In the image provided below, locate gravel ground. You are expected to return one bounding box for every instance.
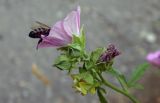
[0,0,160,103]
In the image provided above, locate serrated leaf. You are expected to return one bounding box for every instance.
[128,63,149,86]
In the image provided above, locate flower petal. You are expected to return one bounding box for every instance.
[37,37,68,48]
[49,21,72,42]
[63,6,81,36]
[146,51,160,67]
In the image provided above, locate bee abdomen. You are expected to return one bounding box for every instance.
[29,28,50,38]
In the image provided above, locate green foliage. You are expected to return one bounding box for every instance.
[80,26,86,49]
[72,27,86,50]
[52,26,149,103]
[108,68,129,91]
[128,63,149,88]
[54,55,71,70]
[90,48,105,63]
[71,72,100,95]
[84,48,104,71]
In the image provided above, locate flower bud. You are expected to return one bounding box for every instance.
[99,44,120,62]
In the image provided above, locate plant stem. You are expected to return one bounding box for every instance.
[98,73,139,103]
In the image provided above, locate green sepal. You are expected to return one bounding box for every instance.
[72,26,86,50]
[80,26,86,49]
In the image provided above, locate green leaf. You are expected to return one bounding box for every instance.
[108,68,128,91]
[54,61,72,70]
[128,63,149,87]
[97,88,108,103]
[54,55,71,70]
[54,55,68,64]
[90,48,105,63]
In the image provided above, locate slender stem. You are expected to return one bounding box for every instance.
[97,88,109,103]
[116,76,129,93]
[98,73,139,103]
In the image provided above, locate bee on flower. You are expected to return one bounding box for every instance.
[29,6,81,49]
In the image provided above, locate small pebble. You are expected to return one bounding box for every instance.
[140,30,156,43]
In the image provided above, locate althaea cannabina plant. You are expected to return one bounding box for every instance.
[29,6,149,103]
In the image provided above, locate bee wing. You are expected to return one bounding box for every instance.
[36,21,51,29]
[31,21,51,30]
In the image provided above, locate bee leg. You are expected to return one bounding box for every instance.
[36,39,43,50]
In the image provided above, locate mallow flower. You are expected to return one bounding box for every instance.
[146,50,160,67]
[37,6,81,48]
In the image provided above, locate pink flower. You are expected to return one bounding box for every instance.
[146,51,160,67]
[37,6,81,48]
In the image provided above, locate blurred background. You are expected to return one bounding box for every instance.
[0,0,160,103]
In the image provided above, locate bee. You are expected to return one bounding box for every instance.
[29,21,51,48]
[29,21,51,38]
